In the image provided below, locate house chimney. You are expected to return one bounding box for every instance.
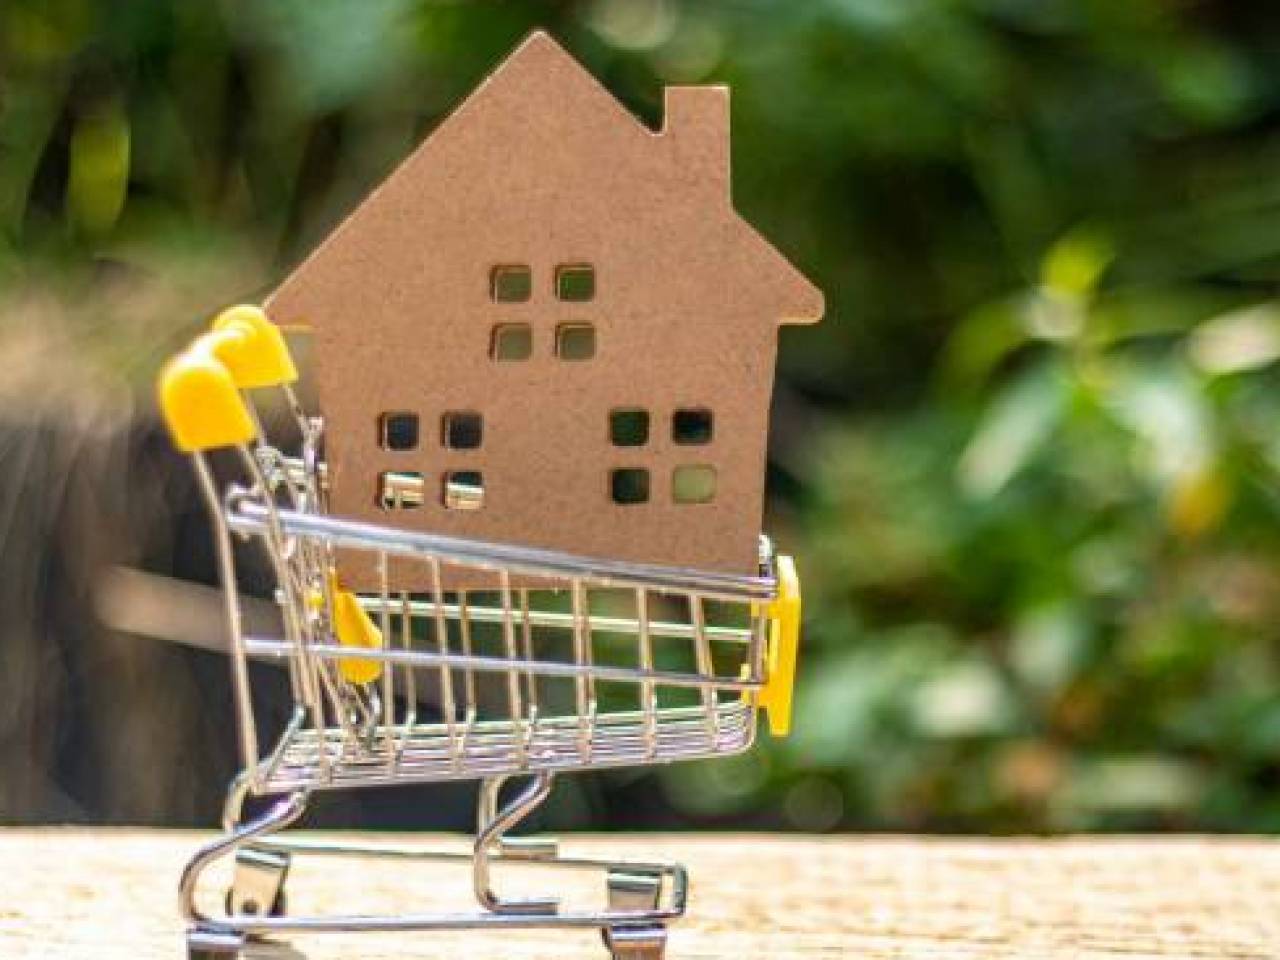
[663,86,730,197]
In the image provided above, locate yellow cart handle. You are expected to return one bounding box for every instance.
[758,554,801,736]
[159,337,256,453]
[209,304,298,390]
[160,306,382,683]
[157,304,297,453]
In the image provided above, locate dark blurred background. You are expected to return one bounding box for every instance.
[2,0,1280,833]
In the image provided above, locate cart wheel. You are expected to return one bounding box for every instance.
[187,929,244,959]
[224,886,286,918]
[602,924,668,960]
[225,846,290,918]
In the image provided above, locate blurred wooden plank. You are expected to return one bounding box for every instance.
[1,830,1278,958]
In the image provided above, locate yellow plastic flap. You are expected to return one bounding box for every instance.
[158,347,257,452]
[758,554,801,736]
[210,304,298,389]
[329,576,384,685]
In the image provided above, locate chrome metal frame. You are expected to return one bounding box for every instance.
[179,388,778,960]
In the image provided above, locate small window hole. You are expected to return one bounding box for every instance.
[673,408,713,445]
[609,409,649,447]
[491,323,532,361]
[378,471,424,509]
[444,471,485,511]
[673,465,716,504]
[557,323,596,361]
[491,265,531,303]
[443,411,483,450]
[556,264,595,302]
[379,412,419,451]
[610,468,649,505]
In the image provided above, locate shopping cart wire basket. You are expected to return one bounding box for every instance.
[160,305,802,960]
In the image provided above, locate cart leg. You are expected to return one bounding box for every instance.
[473,773,559,914]
[180,790,308,932]
[225,845,291,918]
[602,925,668,960]
[602,864,668,959]
[186,929,245,959]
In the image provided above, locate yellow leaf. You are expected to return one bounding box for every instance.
[1167,468,1230,539]
[1040,227,1115,300]
[67,101,130,235]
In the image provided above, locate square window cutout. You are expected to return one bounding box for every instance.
[556,264,595,302]
[491,265,531,303]
[610,468,649,505]
[378,471,424,509]
[557,323,595,361]
[491,323,532,361]
[673,465,716,504]
[444,471,484,511]
[673,408,713,445]
[379,412,419,451]
[443,411,483,449]
[609,409,649,446]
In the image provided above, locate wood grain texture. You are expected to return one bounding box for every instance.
[3,830,1280,958]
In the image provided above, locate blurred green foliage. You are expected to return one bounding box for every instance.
[3,0,1280,831]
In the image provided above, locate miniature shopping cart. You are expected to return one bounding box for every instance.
[159,306,802,960]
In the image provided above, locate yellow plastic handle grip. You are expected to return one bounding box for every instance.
[329,575,384,685]
[209,304,298,390]
[158,340,257,452]
[758,554,801,736]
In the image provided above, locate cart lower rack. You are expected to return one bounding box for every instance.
[160,306,802,960]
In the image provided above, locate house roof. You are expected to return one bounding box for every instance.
[268,30,823,327]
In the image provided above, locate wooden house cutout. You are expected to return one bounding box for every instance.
[267,31,823,589]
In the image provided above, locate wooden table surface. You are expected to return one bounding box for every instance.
[2,830,1279,958]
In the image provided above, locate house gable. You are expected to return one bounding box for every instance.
[267,30,822,332]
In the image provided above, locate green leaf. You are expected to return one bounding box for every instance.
[1010,600,1088,694]
[1061,755,1204,814]
[910,657,1018,737]
[1105,364,1214,486]
[67,100,130,236]
[1188,303,1280,376]
[958,365,1067,498]
[1040,227,1115,302]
